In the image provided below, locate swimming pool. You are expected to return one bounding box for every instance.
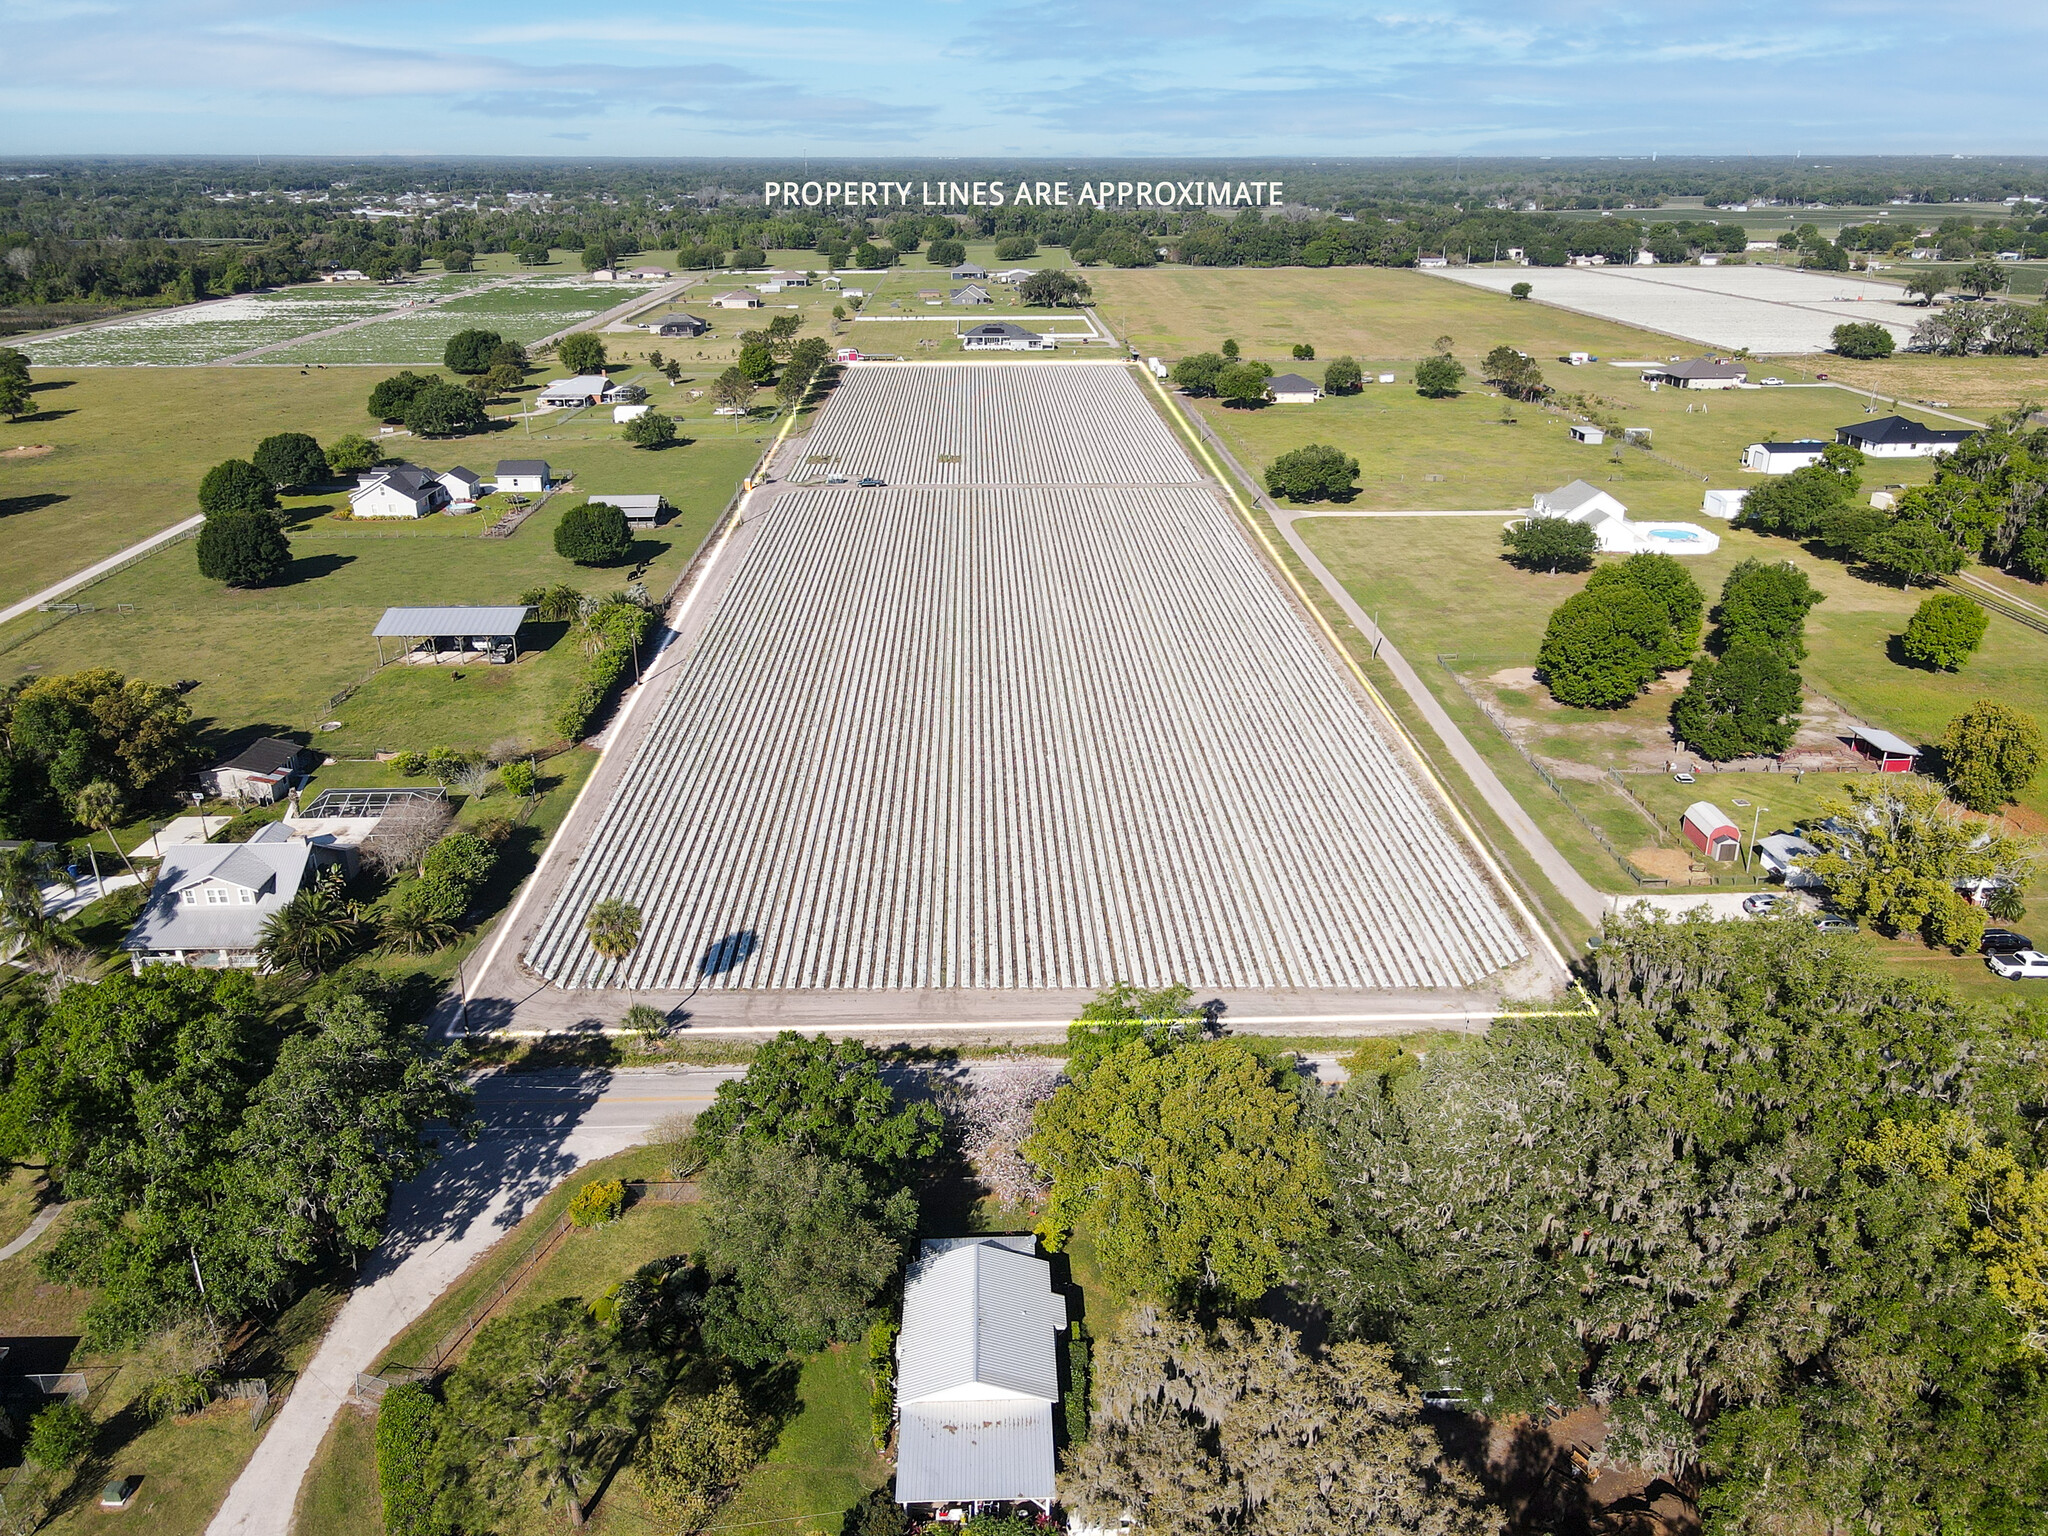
[1649,528,1702,542]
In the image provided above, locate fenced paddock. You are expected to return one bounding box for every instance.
[527,363,1526,993]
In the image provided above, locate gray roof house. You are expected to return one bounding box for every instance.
[200,737,319,805]
[949,284,992,306]
[648,314,708,337]
[349,463,449,519]
[894,1237,1067,1511]
[1834,414,1974,456]
[960,322,1053,352]
[495,460,552,492]
[950,262,989,280]
[124,836,314,971]
[1640,358,1749,389]
[438,465,484,502]
[373,605,531,664]
[586,494,667,526]
[1267,372,1322,402]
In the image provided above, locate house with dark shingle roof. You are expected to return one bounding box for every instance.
[1640,358,1748,389]
[1267,372,1322,402]
[1834,414,1974,458]
[349,463,449,519]
[201,737,319,804]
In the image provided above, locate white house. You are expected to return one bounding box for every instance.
[123,837,315,971]
[1417,255,1449,268]
[537,375,619,408]
[894,1237,1067,1513]
[993,268,1036,284]
[1531,480,1721,555]
[349,463,449,519]
[1642,359,1748,390]
[438,466,484,504]
[623,266,670,280]
[949,262,989,281]
[712,291,763,309]
[960,322,1053,351]
[494,460,551,493]
[320,269,371,282]
[1267,372,1322,403]
[1834,415,1974,458]
[1743,440,1830,474]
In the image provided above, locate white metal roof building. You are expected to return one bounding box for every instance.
[895,1237,1067,1510]
[372,606,531,664]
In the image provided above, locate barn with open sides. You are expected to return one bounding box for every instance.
[372,605,530,666]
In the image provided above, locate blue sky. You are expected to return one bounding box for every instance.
[2,0,2040,158]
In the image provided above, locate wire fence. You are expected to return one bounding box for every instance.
[1435,655,1669,887]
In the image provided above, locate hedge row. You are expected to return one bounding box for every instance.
[552,600,653,742]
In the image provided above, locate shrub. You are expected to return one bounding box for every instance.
[552,597,653,740]
[422,832,496,893]
[519,582,585,622]
[557,332,607,375]
[1321,355,1362,393]
[1940,700,2046,812]
[393,750,428,776]
[1536,583,1673,708]
[442,328,505,375]
[501,759,538,797]
[554,502,633,565]
[867,1317,898,1448]
[196,509,290,587]
[568,1178,626,1228]
[376,1382,443,1536]
[252,432,329,491]
[637,1381,771,1528]
[325,433,380,474]
[1414,354,1466,397]
[1065,1316,1091,1446]
[1831,321,1896,359]
[1264,443,1359,503]
[1501,517,1598,574]
[140,1369,217,1421]
[623,412,677,448]
[198,458,279,515]
[1900,592,1989,670]
[25,1401,93,1469]
[843,1486,910,1536]
[1510,281,1533,299]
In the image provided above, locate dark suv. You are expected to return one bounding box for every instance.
[1982,928,2036,956]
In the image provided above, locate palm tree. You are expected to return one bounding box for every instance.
[379,902,458,956]
[256,871,359,975]
[584,898,642,971]
[72,779,139,880]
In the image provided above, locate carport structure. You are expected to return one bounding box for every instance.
[372,605,531,666]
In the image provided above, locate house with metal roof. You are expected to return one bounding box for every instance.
[124,837,314,971]
[894,1237,1067,1513]
[372,605,531,665]
[587,494,667,527]
[1834,414,1974,458]
[349,463,449,519]
[536,375,620,409]
[1849,725,1919,771]
[950,262,990,281]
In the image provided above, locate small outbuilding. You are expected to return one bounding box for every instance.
[1267,372,1322,403]
[613,403,651,423]
[1568,423,1605,445]
[1743,440,1829,474]
[1681,802,1742,862]
[647,314,708,337]
[201,737,319,805]
[1701,488,1749,519]
[495,460,551,493]
[1850,726,1920,772]
[1756,832,1823,888]
[623,266,671,280]
[373,604,531,666]
[586,494,666,527]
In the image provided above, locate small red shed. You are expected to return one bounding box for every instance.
[1850,725,1920,773]
[1681,801,1741,862]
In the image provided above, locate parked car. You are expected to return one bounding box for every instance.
[1812,913,1860,934]
[858,476,886,487]
[1982,928,2036,955]
[1759,377,1785,386]
[1986,949,2048,980]
[1672,770,1696,784]
[1743,893,1787,915]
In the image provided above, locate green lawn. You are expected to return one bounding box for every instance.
[705,1345,887,1536]
[293,1409,382,1536]
[0,430,761,758]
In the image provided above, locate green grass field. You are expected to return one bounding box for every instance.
[0,426,762,756]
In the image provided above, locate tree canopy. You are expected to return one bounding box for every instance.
[401,379,487,437]
[0,668,196,837]
[368,371,435,422]
[198,457,279,516]
[1413,354,1466,398]
[1322,355,1363,393]
[1712,558,1824,661]
[1584,552,1703,667]
[196,507,291,587]
[1668,644,1803,760]
[251,432,329,491]
[1831,320,1896,358]
[1264,443,1360,503]
[1535,581,1672,708]
[1017,269,1091,307]
[1169,352,1225,396]
[1500,516,1598,574]
[1899,591,1989,669]
[1939,699,2046,812]
[442,328,506,375]
[556,332,607,375]
[1025,1036,1327,1304]
[1480,345,1545,401]
[553,502,632,565]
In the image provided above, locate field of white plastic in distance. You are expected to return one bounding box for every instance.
[1435,264,1924,353]
[526,362,1528,994]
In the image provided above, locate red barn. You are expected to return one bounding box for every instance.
[1681,801,1741,862]
[1850,726,1920,773]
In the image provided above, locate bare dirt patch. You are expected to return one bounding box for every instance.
[1630,847,1706,884]
[2,443,55,459]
